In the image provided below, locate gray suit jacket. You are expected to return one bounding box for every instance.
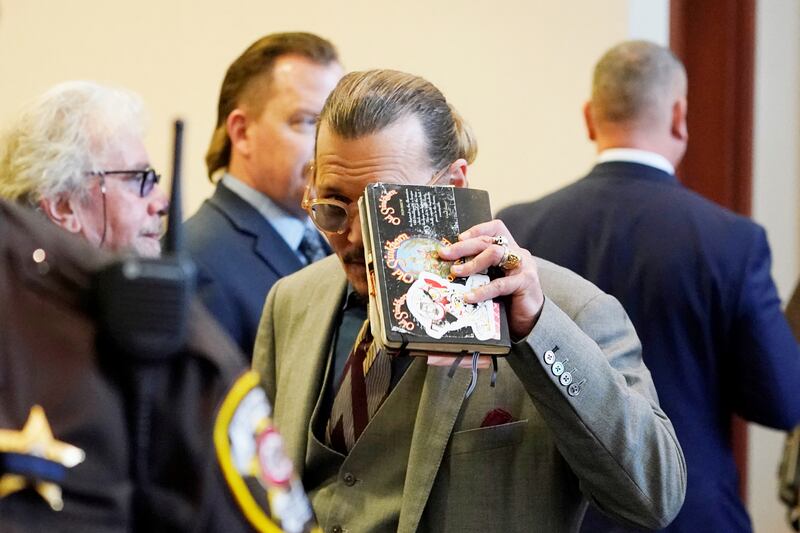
[253,256,686,532]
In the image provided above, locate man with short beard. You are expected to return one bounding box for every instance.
[253,69,686,533]
[0,80,168,257]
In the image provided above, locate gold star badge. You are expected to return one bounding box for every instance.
[0,405,85,511]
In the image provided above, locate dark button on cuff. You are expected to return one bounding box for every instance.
[331,526,343,533]
[343,472,356,486]
[568,379,586,397]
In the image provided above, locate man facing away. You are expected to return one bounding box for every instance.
[0,81,168,257]
[498,40,800,532]
[253,68,686,533]
[185,32,344,359]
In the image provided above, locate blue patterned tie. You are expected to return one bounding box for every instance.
[298,226,327,265]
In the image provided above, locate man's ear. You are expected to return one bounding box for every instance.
[447,158,469,188]
[671,98,688,141]
[583,101,597,141]
[226,108,251,157]
[39,195,82,234]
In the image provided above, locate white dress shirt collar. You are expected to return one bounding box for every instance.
[221,173,314,253]
[597,148,675,176]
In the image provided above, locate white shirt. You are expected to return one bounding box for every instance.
[222,173,317,263]
[597,148,675,175]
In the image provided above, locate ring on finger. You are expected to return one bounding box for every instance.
[498,247,522,271]
[491,235,509,246]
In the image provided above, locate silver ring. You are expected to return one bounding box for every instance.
[491,235,509,246]
[498,247,522,271]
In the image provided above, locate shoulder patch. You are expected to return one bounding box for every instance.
[215,371,320,533]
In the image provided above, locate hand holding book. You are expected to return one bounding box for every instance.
[359,183,512,356]
[438,219,545,342]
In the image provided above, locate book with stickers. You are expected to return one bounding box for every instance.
[359,183,511,356]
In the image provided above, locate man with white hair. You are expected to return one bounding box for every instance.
[0,81,168,257]
[498,40,800,532]
[0,81,313,531]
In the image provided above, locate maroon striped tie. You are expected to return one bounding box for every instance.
[326,320,391,453]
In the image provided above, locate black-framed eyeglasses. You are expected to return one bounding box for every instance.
[302,164,453,235]
[87,168,161,198]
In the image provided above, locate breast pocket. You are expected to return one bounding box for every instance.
[427,419,531,532]
[448,419,528,455]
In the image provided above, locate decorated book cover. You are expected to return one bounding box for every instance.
[360,183,511,355]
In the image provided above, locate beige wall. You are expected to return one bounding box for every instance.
[749,1,800,532]
[0,0,631,215]
[2,1,798,532]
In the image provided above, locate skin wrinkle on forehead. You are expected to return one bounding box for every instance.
[316,156,427,194]
[317,153,421,173]
[315,121,433,198]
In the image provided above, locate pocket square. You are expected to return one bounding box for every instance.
[481,408,514,427]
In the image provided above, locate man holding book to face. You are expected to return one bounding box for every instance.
[252,69,686,532]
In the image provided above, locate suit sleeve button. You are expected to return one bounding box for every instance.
[551,361,564,376]
[331,526,344,533]
[543,350,556,365]
[560,372,572,386]
[343,472,356,486]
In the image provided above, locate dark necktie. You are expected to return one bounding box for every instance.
[326,320,391,453]
[298,226,327,265]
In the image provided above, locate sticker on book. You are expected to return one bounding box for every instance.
[385,235,453,283]
[406,272,501,340]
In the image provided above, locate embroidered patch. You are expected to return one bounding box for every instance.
[0,405,85,511]
[214,371,320,533]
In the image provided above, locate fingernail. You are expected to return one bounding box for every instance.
[451,264,463,274]
[459,231,470,240]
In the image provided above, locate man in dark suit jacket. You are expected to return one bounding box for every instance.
[185,32,343,358]
[498,40,800,533]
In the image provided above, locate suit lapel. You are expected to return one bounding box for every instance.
[209,182,303,277]
[269,256,472,525]
[398,365,472,533]
[277,259,346,475]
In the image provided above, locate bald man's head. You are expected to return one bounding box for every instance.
[585,40,688,164]
[592,40,685,128]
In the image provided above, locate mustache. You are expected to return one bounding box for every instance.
[140,223,164,237]
[342,247,365,265]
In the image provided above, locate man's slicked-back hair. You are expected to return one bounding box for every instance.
[0,80,145,207]
[592,40,686,126]
[319,69,478,172]
[205,32,339,181]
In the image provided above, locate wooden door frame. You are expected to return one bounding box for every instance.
[670,0,756,503]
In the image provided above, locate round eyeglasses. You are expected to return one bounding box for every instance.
[302,164,454,234]
[301,188,358,234]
